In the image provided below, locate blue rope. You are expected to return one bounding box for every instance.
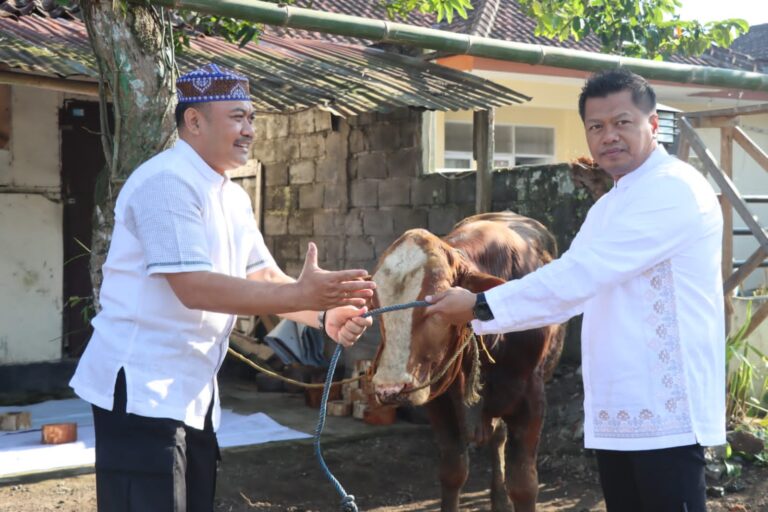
[314,300,430,512]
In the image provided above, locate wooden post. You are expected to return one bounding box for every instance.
[721,127,734,286]
[474,108,494,214]
[721,126,734,333]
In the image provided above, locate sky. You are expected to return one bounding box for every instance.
[677,0,768,26]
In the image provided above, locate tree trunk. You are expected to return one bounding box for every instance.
[80,1,177,308]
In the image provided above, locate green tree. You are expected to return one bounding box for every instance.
[517,0,748,60]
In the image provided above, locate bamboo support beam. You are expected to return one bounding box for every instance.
[144,0,768,92]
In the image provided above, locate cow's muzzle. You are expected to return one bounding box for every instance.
[374,383,415,405]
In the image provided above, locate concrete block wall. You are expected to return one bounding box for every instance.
[255,106,593,277]
[253,107,593,365]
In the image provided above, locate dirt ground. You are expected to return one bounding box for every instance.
[2,367,767,512]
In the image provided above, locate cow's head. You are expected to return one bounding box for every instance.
[371,228,503,406]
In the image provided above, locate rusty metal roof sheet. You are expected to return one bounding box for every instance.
[0,12,529,115]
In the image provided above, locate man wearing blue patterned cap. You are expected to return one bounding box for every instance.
[70,63,375,512]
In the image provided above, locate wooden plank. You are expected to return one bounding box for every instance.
[687,116,739,129]
[684,103,768,119]
[721,128,734,288]
[473,108,494,214]
[744,297,768,339]
[679,119,768,251]
[733,126,768,173]
[677,133,690,162]
[725,246,768,294]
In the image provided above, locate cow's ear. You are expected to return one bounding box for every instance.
[458,271,505,293]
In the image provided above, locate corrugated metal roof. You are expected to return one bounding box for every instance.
[0,11,529,115]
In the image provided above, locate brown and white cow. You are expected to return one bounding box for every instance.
[371,212,564,512]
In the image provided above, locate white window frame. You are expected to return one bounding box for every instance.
[435,120,555,173]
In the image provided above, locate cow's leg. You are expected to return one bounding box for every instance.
[425,388,469,512]
[488,417,514,512]
[503,377,545,512]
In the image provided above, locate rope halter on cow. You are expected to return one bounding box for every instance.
[315,300,484,512]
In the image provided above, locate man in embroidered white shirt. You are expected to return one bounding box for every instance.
[70,64,375,512]
[426,69,725,512]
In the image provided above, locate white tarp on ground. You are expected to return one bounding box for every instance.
[0,398,310,478]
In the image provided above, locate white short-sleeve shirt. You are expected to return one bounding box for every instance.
[70,140,276,430]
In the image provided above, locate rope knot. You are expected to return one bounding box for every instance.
[341,495,358,512]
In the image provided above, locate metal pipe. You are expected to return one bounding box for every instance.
[146,0,768,92]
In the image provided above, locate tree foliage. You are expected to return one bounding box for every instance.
[381,0,473,23]
[517,0,749,60]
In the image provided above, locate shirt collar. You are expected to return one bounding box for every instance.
[173,139,229,185]
[614,144,667,190]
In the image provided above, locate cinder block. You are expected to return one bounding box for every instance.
[356,152,387,179]
[264,162,289,187]
[351,180,378,207]
[393,207,428,234]
[288,210,314,235]
[378,177,411,206]
[298,184,324,209]
[263,212,288,235]
[411,176,446,205]
[345,236,375,261]
[289,160,315,185]
[428,206,460,236]
[388,147,422,177]
[362,209,394,235]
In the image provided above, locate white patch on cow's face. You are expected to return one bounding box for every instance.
[372,238,431,404]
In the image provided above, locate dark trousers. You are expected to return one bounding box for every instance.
[595,444,707,512]
[92,369,220,512]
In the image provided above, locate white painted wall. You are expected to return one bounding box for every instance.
[0,85,63,363]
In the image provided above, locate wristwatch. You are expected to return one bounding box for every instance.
[473,292,495,321]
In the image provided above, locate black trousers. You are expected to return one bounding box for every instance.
[595,444,707,512]
[92,369,220,512]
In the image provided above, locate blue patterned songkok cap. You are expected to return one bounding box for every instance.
[176,63,250,103]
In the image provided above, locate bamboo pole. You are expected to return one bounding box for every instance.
[145,0,768,92]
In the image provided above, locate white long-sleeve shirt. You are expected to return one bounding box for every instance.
[472,146,725,450]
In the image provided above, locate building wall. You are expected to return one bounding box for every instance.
[253,107,593,363]
[0,85,63,364]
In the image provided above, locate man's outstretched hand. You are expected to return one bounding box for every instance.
[297,242,376,310]
[425,287,476,325]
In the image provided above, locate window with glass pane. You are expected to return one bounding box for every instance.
[441,122,554,171]
[443,122,473,169]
